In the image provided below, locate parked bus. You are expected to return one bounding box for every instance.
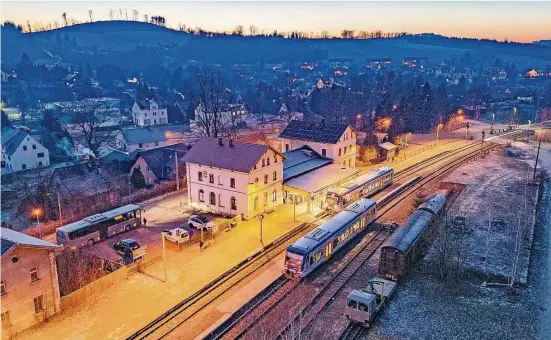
[326,167,394,212]
[56,205,142,248]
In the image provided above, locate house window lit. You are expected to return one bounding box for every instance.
[198,172,203,181]
[30,267,39,282]
[210,192,216,205]
[198,189,204,202]
[230,178,235,188]
[231,196,237,210]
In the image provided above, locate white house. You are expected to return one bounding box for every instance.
[191,102,249,135]
[116,124,192,153]
[182,138,284,219]
[132,99,168,126]
[278,120,357,167]
[1,127,50,172]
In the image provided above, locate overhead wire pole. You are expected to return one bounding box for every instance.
[533,136,542,181]
[175,149,180,190]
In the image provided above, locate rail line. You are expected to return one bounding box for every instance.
[128,129,523,340]
[212,141,502,340]
[339,323,365,340]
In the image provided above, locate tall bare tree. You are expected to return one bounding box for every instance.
[62,12,68,26]
[88,10,93,22]
[66,99,120,157]
[133,9,139,21]
[191,67,228,138]
[233,25,244,36]
[277,73,299,122]
[108,9,114,20]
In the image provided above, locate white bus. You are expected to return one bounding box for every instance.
[326,167,394,212]
[56,205,143,248]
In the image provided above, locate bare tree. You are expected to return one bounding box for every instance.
[108,9,114,20]
[66,99,120,157]
[144,14,148,23]
[191,67,228,138]
[124,8,128,20]
[133,9,139,21]
[320,30,329,39]
[341,29,355,39]
[433,213,472,281]
[233,25,244,36]
[88,10,93,22]
[249,25,257,36]
[26,20,32,33]
[276,73,299,122]
[62,12,68,26]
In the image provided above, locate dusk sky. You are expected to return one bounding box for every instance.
[2,1,551,42]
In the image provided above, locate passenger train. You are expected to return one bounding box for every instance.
[284,198,377,279]
[378,193,447,281]
[326,167,394,212]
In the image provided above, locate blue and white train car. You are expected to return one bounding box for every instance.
[284,198,377,280]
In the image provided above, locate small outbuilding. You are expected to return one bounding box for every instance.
[378,142,398,162]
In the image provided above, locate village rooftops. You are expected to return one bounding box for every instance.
[379,142,398,151]
[132,143,188,179]
[279,120,350,144]
[1,228,58,256]
[183,138,282,173]
[120,124,189,145]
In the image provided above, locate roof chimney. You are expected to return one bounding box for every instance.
[229,139,234,147]
[218,137,223,146]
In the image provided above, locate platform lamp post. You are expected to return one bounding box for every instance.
[161,230,167,282]
[34,209,41,238]
[258,214,264,243]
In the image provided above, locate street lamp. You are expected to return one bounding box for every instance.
[258,214,264,243]
[34,209,42,238]
[161,230,167,282]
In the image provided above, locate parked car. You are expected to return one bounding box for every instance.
[113,239,147,261]
[188,215,215,230]
[163,227,191,245]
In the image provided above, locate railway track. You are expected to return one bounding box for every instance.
[339,323,365,340]
[212,141,501,340]
[128,129,522,340]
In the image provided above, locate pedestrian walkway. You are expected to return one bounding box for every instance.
[15,204,316,340]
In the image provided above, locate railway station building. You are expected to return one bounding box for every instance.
[282,146,361,214]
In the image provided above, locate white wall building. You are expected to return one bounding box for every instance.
[116,124,192,153]
[132,99,168,126]
[1,127,50,172]
[183,138,284,219]
[278,120,357,167]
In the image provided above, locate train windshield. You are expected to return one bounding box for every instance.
[285,251,303,272]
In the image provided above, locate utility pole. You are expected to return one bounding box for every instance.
[57,193,63,227]
[533,137,542,181]
[175,150,180,191]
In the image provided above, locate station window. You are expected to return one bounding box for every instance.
[30,267,39,282]
[264,174,268,184]
[230,178,235,188]
[209,174,214,183]
[231,196,237,210]
[267,157,270,166]
[198,190,204,202]
[33,295,44,313]
[210,192,216,205]
[198,172,203,181]
[1,311,10,329]
[272,189,277,202]
[262,159,265,167]
[273,171,277,181]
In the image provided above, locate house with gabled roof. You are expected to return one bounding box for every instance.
[130,143,188,185]
[132,99,168,126]
[1,127,50,173]
[279,120,357,167]
[116,124,191,153]
[182,138,285,219]
[1,228,61,337]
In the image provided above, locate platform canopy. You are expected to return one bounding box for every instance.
[284,164,360,195]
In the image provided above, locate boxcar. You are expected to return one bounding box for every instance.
[378,193,447,281]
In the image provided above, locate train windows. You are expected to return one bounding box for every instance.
[310,249,323,265]
[347,300,357,308]
[358,302,368,312]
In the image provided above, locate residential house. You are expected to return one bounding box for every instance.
[130,143,188,185]
[191,101,249,135]
[116,124,191,153]
[1,228,61,339]
[402,57,428,68]
[366,58,392,70]
[1,127,50,172]
[183,138,284,219]
[49,162,124,219]
[279,120,357,167]
[132,99,168,126]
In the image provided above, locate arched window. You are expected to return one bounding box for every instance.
[198,189,204,202]
[231,196,237,210]
[338,148,342,156]
[272,189,277,202]
[344,146,347,154]
[210,192,216,205]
